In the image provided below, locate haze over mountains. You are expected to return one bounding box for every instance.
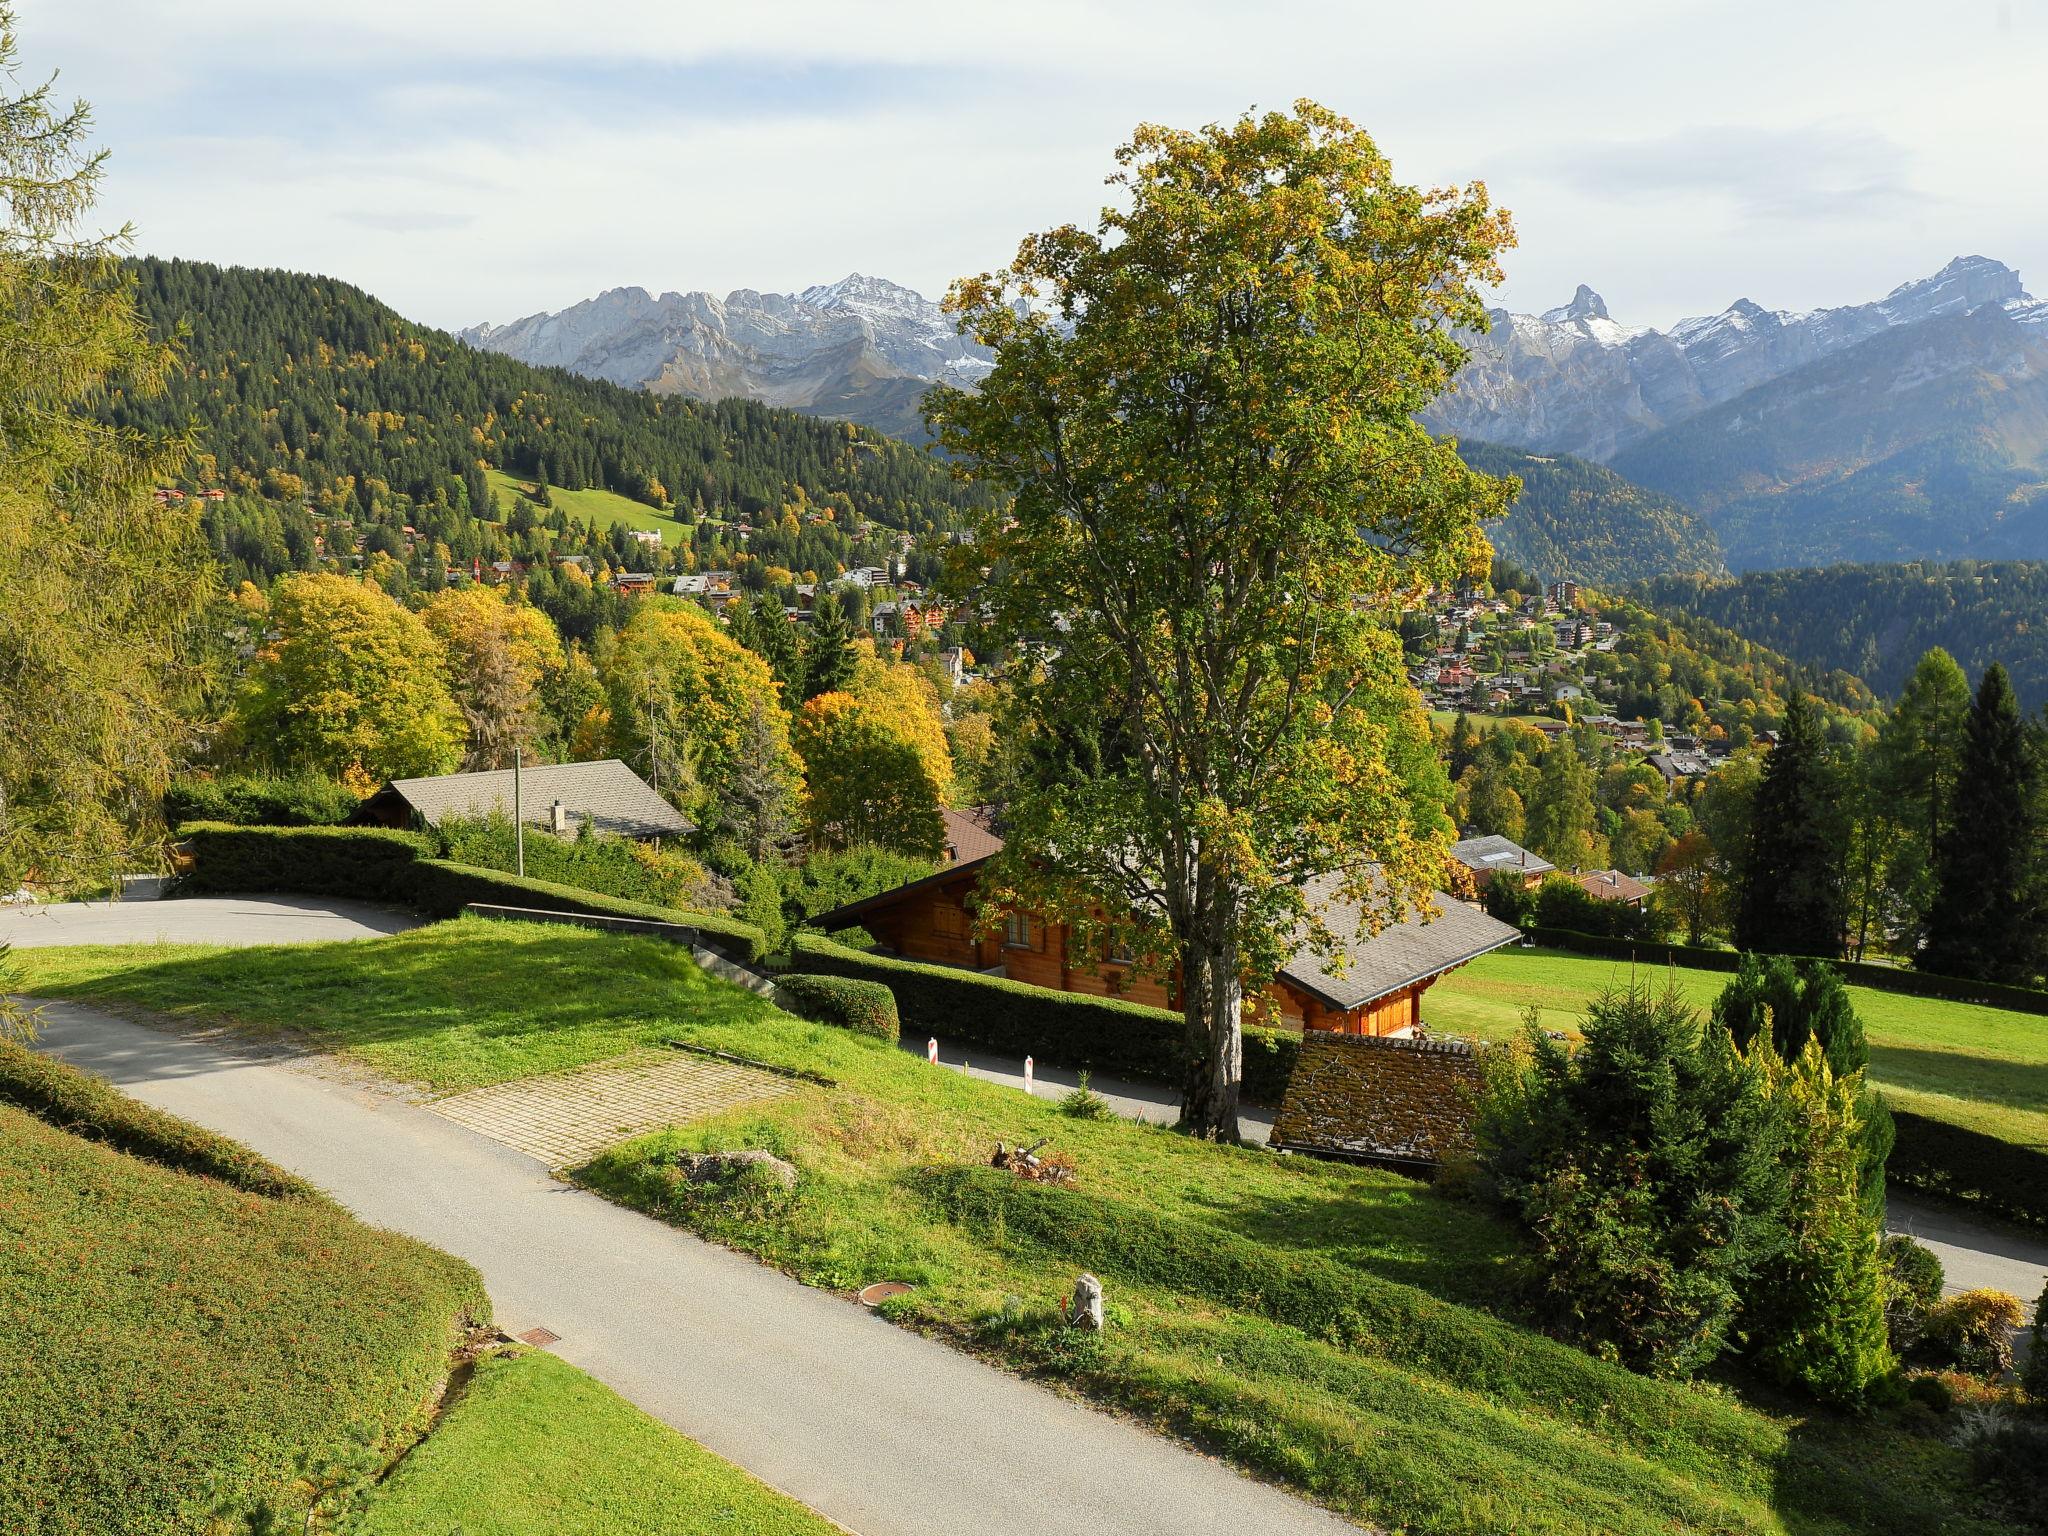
[465,256,2048,576]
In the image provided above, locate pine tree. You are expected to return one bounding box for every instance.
[801,593,857,701]
[1922,663,2042,983]
[1735,691,1845,957]
[1524,738,1603,871]
[1863,648,1970,952]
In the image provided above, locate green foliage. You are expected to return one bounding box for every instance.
[1743,1041,1895,1403]
[1531,875,1668,942]
[1643,561,2048,714]
[0,26,214,896]
[163,772,361,828]
[2024,1283,2048,1401]
[0,1084,484,1535]
[436,812,714,911]
[1886,1110,2048,1231]
[1059,1070,1116,1120]
[773,974,899,1042]
[1477,984,1783,1376]
[788,933,1300,1104]
[1712,953,1869,1078]
[791,691,946,859]
[1735,692,1847,957]
[779,845,938,928]
[1880,1235,1947,1355]
[0,1040,316,1199]
[1925,663,2043,985]
[1919,1289,2027,1377]
[1459,440,1725,588]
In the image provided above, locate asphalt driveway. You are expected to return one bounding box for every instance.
[0,894,418,949]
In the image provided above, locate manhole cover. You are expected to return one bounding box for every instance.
[857,1282,915,1307]
[516,1326,561,1347]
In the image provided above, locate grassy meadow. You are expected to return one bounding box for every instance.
[1428,946,2048,1154]
[19,919,2020,1535]
[484,467,683,538]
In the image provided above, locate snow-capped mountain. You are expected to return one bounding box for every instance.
[461,275,989,438]
[1426,255,2045,461]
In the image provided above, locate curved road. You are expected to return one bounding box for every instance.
[0,893,416,948]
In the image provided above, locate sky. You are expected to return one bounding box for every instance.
[18,0,2048,333]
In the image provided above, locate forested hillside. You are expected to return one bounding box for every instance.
[104,258,993,586]
[1641,560,2048,708]
[1459,441,1725,586]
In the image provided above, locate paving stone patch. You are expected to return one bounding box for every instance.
[429,1050,796,1166]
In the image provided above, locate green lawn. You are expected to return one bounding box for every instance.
[485,467,683,538]
[0,1094,484,1535]
[22,920,2015,1536]
[356,1349,836,1536]
[1429,946,2048,1152]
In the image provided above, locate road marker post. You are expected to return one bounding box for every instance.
[1024,1056,1034,1094]
[927,1037,938,1064]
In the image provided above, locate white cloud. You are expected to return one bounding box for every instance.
[17,0,2048,332]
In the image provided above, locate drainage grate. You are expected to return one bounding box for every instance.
[516,1326,561,1347]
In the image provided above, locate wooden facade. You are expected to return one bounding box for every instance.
[846,866,1459,1039]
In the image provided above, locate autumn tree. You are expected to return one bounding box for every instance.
[1654,829,1717,946]
[1524,739,1606,872]
[421,584,564,769]
[928,102,1513,1139]
[793,692,947,858]
[0,13,214,894]
[234,574,463,787]
[845,649,954,803]
[603,602,803,831]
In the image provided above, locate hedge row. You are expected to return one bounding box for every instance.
[918,1166,1772,1471]
[0,1041,319,1202]
[1528,925,2048,1017]
[773,974,901,1042]
[1888,1111,2048,1230]
[174,823,767,962]
[787,933,1299,1104]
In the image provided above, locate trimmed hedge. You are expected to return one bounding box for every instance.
[163,773,362,829]
[1529,925,2048,1016]
[918,1166,1770,1470]
[1888,1110,2048,1230]
[774,974,900,1042]
[0,1041,319,1202]
[788,933,1300,1104]
[174,823,767,962]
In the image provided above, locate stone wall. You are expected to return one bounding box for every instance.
[1270,1031,1483,1167]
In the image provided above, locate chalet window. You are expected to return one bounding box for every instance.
[1107,938,1136,965]
[1003,911,1035,949]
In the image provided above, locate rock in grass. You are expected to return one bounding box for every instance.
[1070,1272,1104,1331]
[674,1149,798,1192]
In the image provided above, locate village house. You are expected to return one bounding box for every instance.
[1450,834,1555,892]
[351,759,691,842]
[1566,868,1653,908]
[813,811,1519,1038]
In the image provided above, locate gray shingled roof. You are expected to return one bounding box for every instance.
[1277,870,1521,1011]
[378,760,691,839]
[940,806,1005,866]
[1450,834,1555,878]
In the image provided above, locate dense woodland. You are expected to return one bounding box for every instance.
[1459,442,1726,587]
[1642,560,2048,712]
[104,259,993,592]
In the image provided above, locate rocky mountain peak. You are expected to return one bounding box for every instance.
[1540,284,1610,325]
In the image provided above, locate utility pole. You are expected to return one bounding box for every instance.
[514,745,525,878]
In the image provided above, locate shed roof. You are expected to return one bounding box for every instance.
[362,759,690,839]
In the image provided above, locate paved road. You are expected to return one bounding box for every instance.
[33,1002,1353,1536]
[1888,1195,2048,1305]
[912,1035,1276,1145]
[0,894,418,949]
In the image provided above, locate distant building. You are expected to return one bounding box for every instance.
[1567,869,1653,908]
[352,759,691,842]
[1548,578,1581,610]
[1451,835,1555,892]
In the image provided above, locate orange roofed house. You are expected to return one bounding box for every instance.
[813,810,1520,1037]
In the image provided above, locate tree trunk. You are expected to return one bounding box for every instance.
[1179,927,1244,1143]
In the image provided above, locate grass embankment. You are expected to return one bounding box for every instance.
[485,467,682,538]
[0,1081,484,1533]
[357,1349,837,1536]
[1430,946,2048,1154]
[21,921,2014,1535]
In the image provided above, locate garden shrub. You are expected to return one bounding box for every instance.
[1920,1289,2027,1377]
[1476,983,1783,1378]
[774,974,900,1042]
[406,861,768,962]
[2026,1283,2048,1402]
[779,845,939,927]
[0,1041,320,1201]
[788,933,1300,1103]
[164,773,361,828]
[1532,876,1670,942]
[1880,1235,1946,1355]
[436,812,718,912]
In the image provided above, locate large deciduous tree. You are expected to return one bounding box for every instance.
[927,102,1514,1139]
[233,574,463,787]
[420,584,564,769]
[0,12,213,895]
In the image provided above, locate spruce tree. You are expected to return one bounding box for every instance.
[1735,691,1845,957]
[1922,663,2042,983]
[801,593,858,701]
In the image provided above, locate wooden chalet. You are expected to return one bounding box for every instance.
[814,809,1520,1038]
